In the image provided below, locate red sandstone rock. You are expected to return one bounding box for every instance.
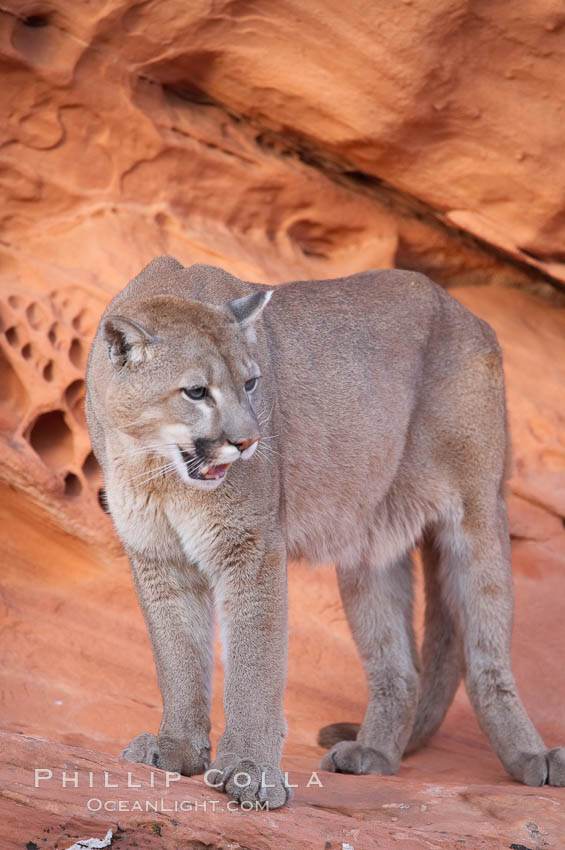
[2,0,565,292]
[3,731,565,850]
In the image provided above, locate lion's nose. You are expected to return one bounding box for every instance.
[230,436,259,453]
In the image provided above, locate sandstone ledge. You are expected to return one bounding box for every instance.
[3,731,564,850]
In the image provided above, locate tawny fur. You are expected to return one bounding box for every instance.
[86,255,565,809]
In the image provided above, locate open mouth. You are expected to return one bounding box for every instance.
[180,449,231,481]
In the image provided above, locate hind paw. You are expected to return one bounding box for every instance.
[319,741,396,775]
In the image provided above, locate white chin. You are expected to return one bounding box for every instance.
[241,440,258,460]
[182,475,225,491]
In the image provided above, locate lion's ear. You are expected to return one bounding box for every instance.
[226,290,273,342]
[102,314,157,368]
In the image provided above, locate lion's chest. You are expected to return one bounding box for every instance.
[164,500,227,576]
[107,476,215,571]
[168,510,213,567]
[106,483,170,557]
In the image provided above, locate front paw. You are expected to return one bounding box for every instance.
[121,732,210,776]
[509,747,565,786]
[208,752,292,809]
[319,740,396,775]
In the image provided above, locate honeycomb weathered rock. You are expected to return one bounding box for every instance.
[0,284,110,539]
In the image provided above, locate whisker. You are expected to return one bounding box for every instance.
[257,399,275,426]
[184,461,202,474]
[116,446,157,456]
[255,445,274,458]
[132,463,177,487]
[122,442,176,452]
[113,450,154,463]
[182,453,203,470]
[110,416,149,432]
[257,443,281,458]
[129,460,176,482]
[181,458,205,480]
[255,454,272,467]
[130,468,174,486]
[113,443,177,460]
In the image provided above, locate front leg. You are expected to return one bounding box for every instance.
[121,553,214,776]
[210,543,292,809]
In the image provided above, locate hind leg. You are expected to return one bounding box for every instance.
[320,552,419,775]
[440,493,565,786]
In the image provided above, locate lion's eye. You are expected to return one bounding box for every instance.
[182,386,208,401]
[244,377,259,393]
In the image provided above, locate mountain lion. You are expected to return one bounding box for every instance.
[85,255,564,809]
